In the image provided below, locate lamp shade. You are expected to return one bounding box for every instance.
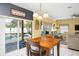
[33,13,38,18]
[43,13,49,18]
[37,16,42,20]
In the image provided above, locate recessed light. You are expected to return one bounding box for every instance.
[67,6,72,8]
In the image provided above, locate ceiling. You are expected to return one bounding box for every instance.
[13,3,79,20]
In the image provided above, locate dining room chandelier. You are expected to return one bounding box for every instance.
[33,3,49,20]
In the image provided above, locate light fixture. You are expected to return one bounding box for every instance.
[67,6,72,8]
[43,13,49,18]
[37,16,42,19]
[33,3,49,19]
[33,13,38,17]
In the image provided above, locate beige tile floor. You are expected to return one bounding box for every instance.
[54,44,79,56]
[6,44,79,56]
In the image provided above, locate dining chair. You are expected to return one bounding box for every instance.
[29,41,47,56]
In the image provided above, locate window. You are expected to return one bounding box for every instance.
[60,25,69,33]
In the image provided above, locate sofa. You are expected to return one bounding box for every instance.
[66,34,79,50]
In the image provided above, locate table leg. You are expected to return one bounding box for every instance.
[26,42,30,56]
[45,48,50,56]
[57,42,60,56]
[52,48,54,56]
[26,46,29,56]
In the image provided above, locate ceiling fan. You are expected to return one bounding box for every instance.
[71,13,79,17]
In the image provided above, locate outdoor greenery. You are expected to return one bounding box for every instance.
[6,19,32,40]
[6,20,32,29]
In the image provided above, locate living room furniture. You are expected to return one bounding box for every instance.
[66,34,79,50]
[51,31,63,40]
[26,37,47,56]
[29,41,46,56]
[31,35,60,56]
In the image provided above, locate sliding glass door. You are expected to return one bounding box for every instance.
[4,17,32,55]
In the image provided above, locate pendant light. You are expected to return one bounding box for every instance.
[33,3,49,19]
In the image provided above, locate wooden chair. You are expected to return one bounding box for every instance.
[29,41,47,56]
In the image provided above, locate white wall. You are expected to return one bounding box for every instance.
[0,18,5,56]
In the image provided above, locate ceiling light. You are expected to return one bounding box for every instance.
[33,3,49,19]
[37,16,42,19]
[43,13,49,18]
[33,13,38,18]
[67,6,72,8]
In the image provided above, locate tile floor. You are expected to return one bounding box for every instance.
[54,44,79,56]
[6,44,79,56]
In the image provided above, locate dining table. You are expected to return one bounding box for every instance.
[26,35,60,56]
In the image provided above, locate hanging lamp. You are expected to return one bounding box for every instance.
[33,3,49,19]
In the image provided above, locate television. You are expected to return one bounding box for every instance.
[75,25,79,30]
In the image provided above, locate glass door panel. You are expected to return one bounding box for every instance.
[5,19,18,54]
[19,20,24,49]
[19,20,32,49]
[23,20,32,41]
